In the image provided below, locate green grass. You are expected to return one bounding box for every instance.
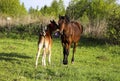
[0,38,120,81]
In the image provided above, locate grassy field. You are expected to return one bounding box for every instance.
[0,37,120,81]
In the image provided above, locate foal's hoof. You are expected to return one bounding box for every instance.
[71,61,74,64]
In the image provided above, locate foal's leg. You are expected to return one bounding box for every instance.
[35,42,43,68]
[42,47,46,66]
[48,47,51,65]
[71,43,77,63]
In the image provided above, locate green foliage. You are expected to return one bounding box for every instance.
[29,6,42,18]
[66,0,120,44]
[58,0,65,15]
[40,5,50,16]
[66,0,117,20]
[30,0,65,18]
[0,22,41,39]
[107,7,120,44]
[0,0,27,16]
[50,0,59,16]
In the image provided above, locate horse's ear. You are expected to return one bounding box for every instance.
[65,14,70,22]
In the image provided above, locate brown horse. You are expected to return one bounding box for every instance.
[35,20,58,67]
[58,15,83,65]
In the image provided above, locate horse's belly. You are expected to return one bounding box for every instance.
[72,34,81,42]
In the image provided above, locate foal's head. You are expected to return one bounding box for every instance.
[47,20,58,33]
[58,15,70,34]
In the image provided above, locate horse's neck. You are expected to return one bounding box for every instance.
[64,23,69,30]
[64,23,71,31]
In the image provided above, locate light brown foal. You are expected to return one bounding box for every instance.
[35,20,58,67]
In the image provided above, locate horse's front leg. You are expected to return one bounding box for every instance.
[71,43,77,64]
[63,42,71,65]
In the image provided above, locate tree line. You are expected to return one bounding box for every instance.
[0,0,120,44]
[66,0,120,44]
[29,0,65,18]
[0,0,65,17]
[0,0,27,16]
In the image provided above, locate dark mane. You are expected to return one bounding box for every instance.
[65,15,70,22]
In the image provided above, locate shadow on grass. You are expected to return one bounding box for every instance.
[0,52,32,61]
[78,36,107,47]
[53,36,107,48]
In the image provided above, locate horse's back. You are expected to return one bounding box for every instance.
[69,21,82,42]
[71,21,83,33]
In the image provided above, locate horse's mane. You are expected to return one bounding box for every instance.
[60,15,70,23]
[65,15,70,23]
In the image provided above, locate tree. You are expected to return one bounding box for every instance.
[66,0,120,41]
[50,0,59,16]
[107,6,120,44]
[40,5,49,16]
[39,0,65,18]
[58,0,65,15]
[66,0,118,20]
[0,0,27,16]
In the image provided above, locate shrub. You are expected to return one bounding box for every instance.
[107,11,120,44]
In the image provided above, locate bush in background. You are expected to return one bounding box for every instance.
[107,9,120,44]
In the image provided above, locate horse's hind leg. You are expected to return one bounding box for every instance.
[71,43,77,63]
[35,43,43,68]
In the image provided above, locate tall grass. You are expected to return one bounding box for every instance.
[0,37,120,81]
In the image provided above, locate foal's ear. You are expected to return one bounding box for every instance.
[50,20,53,23]
[52,20,56,23]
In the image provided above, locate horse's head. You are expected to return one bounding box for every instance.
[58,15,70,34]
[47,20,59,33]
